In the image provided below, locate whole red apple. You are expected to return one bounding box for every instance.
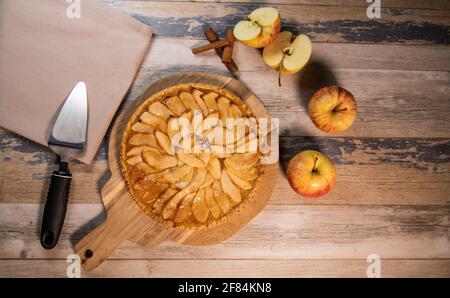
[308,86,357,132]
[286,150,336,198]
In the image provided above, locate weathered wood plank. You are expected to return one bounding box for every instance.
[105,39,450,138]
[1,135,449,205]
[146,38,450,72]
[0,204,448,260]
[104,1,450,44]
[1,259,449,277]
[103,0,450,10]
[124,66,450,138]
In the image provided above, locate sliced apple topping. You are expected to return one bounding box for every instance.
[210,146,232,159]
[177,153,205,168]
[192,89,209,116]
[190,110,203,136]
[184,168,207,193]
[203,112,221,130]
[225,153,259,171]
[206,157,221,179]
[166,96,187,116]
[131,122,154,134]
[126,155,142,166]
[226,168,253,190]
[205,187,221,219]
[163,169,207,220]
[200,173,214,189]
[180,110,193,122]
[221,169,241,203]
[127,146,154,157]
[155,130,174,155]
[142,150,177,170]
[217,96,230,123]
[162,164,192,184]
[141,182,169,204]
[229,104,243,118]
[198,152,211,166]
[140,112,167,132]
[213,180,231,214]
[167,117,180,139]
[174,192,196,224]
[224,161,259,181]
[128,133,159,148]
[175,167,195,189]
[123,83,264,228]
[203,92,219,112]
[162,190,188,220]
[135,162,161,174]
[179,91,200,111]
[191,188,209,223]
[152,187,177,215]
[149,101,174,121]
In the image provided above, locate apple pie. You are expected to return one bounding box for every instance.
[120,83,264,229]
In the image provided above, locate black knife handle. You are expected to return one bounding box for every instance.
[40,161,71,249]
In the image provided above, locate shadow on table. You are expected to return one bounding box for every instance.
[296,60,339,110]
[69,171,109,247]
[279,60,340,177]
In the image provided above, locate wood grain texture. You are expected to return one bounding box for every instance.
[1,204,448,260]
[1,259,449,277]
[103,0,450,10]
[146,38,450,72]
[1,134,449,205]
[1,0,449,277]
[125,67,450,138]
[104,1,450,44]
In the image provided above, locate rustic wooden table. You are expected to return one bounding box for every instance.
[0,0,449,277]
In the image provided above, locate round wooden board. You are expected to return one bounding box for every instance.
[75,72,279,271]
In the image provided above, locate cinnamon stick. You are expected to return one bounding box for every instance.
[192,39,229,54]
[222,30,234,64]
[204,27,238,72]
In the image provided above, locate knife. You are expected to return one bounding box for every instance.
[40,82,88,249]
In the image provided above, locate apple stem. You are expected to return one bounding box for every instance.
[312,157,318,172]
[278,69,282,87]
[334,107,348,112]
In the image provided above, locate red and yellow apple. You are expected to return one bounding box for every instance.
[286,150,336,198]
[233,7,281,48]
[263,31,312,74]
[308,86,357,132]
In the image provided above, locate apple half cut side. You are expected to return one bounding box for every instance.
[233,7,281,48]
[263,31,312,86]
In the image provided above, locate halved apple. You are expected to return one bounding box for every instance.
[233,7,281,48]
[263,31,312,85]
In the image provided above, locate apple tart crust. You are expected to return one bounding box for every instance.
[120,83,264,229]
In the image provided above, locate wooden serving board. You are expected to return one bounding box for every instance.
[75,72,279,271]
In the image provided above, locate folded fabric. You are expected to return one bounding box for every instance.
[0,0,152,163]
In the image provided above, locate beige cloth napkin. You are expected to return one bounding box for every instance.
[0,0,152,163]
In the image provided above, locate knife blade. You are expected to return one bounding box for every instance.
[49,81,88,159]
[40,82,88,249]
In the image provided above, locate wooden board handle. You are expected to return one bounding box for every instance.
[75,178,149,271]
